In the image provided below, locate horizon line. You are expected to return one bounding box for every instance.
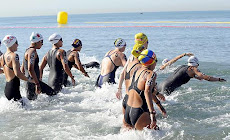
[0,10,229,18]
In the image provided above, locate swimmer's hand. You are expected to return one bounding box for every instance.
[35,84,41,94]
[148,114,157,130]
[71,77,76,86]
[116,89,122,100]
[28,79,35,83]
[159,105,167,117]
[84,72,90,78]
[185,53,194,56]
[157,93,165,101]
[219,78,226,82]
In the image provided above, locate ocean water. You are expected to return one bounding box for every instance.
[0,11,230,140]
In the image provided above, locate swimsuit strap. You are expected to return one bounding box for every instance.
[128,69,145,94]
[105,50,119,67]
[3,53,13,71]
[125,63,138,80]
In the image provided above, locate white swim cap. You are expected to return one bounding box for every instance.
[30,32,43,43]
[2,35,17,48]
[188,56,199,66]
[114,38,126,48]
[49,33,62,44]
[162,58,170,65]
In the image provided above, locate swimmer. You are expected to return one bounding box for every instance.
[39,33,75,93]
[0,35,34,103]
[63,39,89,87]
[21,32,55,100]
[116,33,149,99]
[160,53,194,70]
[95,38,127,88]
[116,33,165,107]
[158,56,226,95]
[82,61,100,69]
[124,49,159,130]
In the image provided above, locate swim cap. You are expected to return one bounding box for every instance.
[2,35,17,48]
[72,39,82,48]
[135,33,148,45]
[162,58,170,65]
[138,49,157,66]
[114,38,126,48]
[49,33,62,44]
[30,32,43,43]
[188,56,199,66]
[131,43,145,58]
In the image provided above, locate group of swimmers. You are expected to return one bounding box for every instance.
[96,33,226,130]
[0,33,99,103]
[0,32,226,131]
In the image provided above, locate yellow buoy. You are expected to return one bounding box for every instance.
[57,11,68,24]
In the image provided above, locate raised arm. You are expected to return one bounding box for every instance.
[39,53,48,80]
[192,67,226,82]
[160,53,194,70]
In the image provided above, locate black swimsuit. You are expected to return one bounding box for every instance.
[24,48,55,100]
[122,63,139,110]
[158,65,192,95]
[63,50,75,87]
[3,54,22,101]
[96,51,119,88]
[47,48,64,93]
[124,70,150,126]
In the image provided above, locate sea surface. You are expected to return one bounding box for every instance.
[0,11,229,140]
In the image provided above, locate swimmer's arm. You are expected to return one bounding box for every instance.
[73,64,80,70]
[120,53,127,67]
[116,68,125,99]
[12,54,29,81]
[21,61,25,74]
[160,53,194,70]
[145,72,156,128]
[59,50,75,80]
[39,53,48,80]
[152,94,167,117]
[28,51,40,85]
[193,67,226,82]
[74,53,89,77]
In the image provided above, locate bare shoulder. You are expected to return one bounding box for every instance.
[118,52,127,60]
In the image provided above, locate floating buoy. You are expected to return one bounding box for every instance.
[57,11,68,24]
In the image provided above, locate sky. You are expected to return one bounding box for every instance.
[0,0,230,17]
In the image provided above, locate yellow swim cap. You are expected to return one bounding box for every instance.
[131,43,145,58]
[138,49,157,66]
[135,33,148,45]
